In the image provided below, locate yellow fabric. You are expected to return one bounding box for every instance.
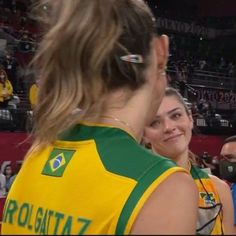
[195,178,224,234]
[1,133,185,235]
[0,80,13,102]
[124,166,183,234]
[29,84,38,109]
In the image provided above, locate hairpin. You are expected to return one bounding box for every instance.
[71,108,83,116]
[120,54,144,64]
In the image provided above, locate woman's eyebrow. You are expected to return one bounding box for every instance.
[156,107,181,119]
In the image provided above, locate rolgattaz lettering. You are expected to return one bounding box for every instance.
[2,199,91,235]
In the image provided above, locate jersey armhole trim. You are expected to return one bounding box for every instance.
[116,166,186,234]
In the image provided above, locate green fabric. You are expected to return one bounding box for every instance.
[59,124,178,234]
[191,165,210,180]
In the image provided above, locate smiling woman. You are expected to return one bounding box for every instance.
[144,87,236,235]
[144,87,193,165]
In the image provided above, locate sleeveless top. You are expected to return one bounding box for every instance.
[190,165,224,235]
[1,123,185,235]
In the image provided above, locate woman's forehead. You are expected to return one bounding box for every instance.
[157,96,183,116]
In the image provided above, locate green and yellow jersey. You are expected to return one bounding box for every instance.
[190,165,224,235]
[2,123,184,235]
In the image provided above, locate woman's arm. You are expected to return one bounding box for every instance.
[131,172,198,235]
[210,175,236,234]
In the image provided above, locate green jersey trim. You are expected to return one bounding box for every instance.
[59,123,176,180]
[58,123,179,234]
[115,162,180,234]
[58,123,135,142]
[191,165,209,180]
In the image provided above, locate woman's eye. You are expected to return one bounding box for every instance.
[150,120,160,127]
[172,113,181,119]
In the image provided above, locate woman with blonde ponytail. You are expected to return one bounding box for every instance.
[2,1,198,234]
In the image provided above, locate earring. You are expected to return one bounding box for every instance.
[161,70,166,76]
[159,67,167,76]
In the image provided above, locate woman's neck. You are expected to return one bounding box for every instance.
[101,115,137,139]
[85,87,154,143]
[174,151,191,171]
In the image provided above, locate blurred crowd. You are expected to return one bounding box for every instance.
[0,161,22,197]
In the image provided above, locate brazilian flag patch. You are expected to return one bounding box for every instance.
[42,148,75,177]
[200,192,216,205]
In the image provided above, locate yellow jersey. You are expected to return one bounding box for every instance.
[190,165,224,235]
[2,123,184,235]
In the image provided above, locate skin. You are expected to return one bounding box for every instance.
[100,36,169,143]
[97,35,199,234]
[4,166,13,178]
[85,35,198,234]
[210,174,236,234]
[144,95,236,234]
[144,95,193,170]
[221,142,236,163]
[131,171,198,234]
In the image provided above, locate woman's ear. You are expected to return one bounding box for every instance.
[141,135,152,149]
[141,135,149,145]
[143,126,156,145]
[188,110,194,129]
[155,34,169,70]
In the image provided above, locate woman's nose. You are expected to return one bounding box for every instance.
[163,119,175,133]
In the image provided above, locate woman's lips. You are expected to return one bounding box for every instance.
[163,134,183,142]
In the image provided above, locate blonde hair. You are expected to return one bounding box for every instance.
[165,87,191,115]
[30,0,157,150]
